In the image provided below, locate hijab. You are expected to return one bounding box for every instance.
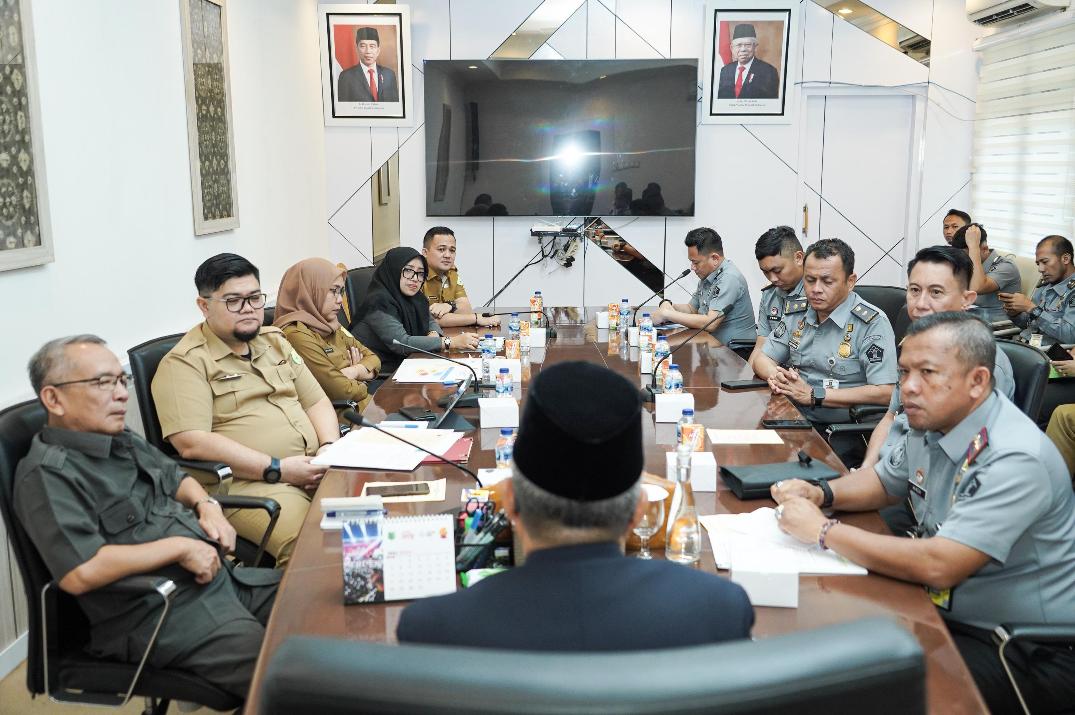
[273,258,344,337]
[354,246,430,337]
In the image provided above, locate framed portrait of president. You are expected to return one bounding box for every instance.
[701,1,800,125]
[318,4,413,127]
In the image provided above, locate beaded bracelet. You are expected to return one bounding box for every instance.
[817,518,841,550]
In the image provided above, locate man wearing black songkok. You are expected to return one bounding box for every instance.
[397,361,754,650]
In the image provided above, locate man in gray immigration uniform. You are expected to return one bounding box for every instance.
[952,223,1022,324]
[748,225,805,373]
[651,227,756,345]
[771,312,1075,715]
[753,238,898,465]
[999,234,1075,347]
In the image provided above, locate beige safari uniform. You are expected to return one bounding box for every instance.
[281,322,381,415]
[152,323,328,567]
[422,267,468,305]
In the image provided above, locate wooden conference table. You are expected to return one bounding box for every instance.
[245,308,986,714]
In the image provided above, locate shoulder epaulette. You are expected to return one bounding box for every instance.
[851,302,879,323]
[260,325,283,335]
[761,284,776,292]
[39,444,67,470]
[784,298,808,314]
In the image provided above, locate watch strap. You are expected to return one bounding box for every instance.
[263,457,281,483]
[817,478,834,509]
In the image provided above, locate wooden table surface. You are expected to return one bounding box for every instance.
[245,310,986,714]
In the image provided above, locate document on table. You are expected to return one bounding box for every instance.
[312,427,462,470]
[392,358,471,383]
[700,507,866,575]
[707,429,785,445]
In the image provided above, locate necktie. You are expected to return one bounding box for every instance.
[735,66,745,98]
[368,68,378,101]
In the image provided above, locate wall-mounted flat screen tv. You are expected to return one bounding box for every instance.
[424,59,698,217]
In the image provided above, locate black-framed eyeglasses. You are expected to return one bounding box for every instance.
[328,286,346,297]
[401,267,427,281]
[205,293,268,312]
[50,373,133,391]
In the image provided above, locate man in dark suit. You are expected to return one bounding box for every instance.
[397,361,754,651]
[717,23,780,100]
[337,27,398,103]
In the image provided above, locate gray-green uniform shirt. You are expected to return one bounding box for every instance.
[879,347,1016,457]
[875,392,1075,630]
[762,292,898,424]
[972,250,1021,324]
[13,427,280,665]
[756,279,805,338]
[1014,276,1075,347]
[688,259,757,345]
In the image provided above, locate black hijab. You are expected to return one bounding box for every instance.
[354,246,431,336]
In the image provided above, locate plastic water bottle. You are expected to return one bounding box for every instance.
[676,408,695,444]
[495,428,515,468]
[654,335,671,389]
[664,363,684,393]
[530,290,543,324]
[495,367,513,398]
[666,441,701,565]
[639,312,654,352]
[508,312,520,340]
[619,298,631,333]
[480,333,495,383]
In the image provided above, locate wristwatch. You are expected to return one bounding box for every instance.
[442,336,451,351]
[1030,305,1044,319]
[448,300,457,313]
[812,385,826,407]
[263,457,281,484]
[816,479,834,509]
[194,496,219,513]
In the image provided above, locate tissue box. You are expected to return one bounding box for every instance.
[596,311,610,329]
[530,327,547,348]
[730,566,799,608]
[478,397,519,428]
[665,451,717,491]
[655,392,694,422]
[639,350,654,374]
[627,326,639,346]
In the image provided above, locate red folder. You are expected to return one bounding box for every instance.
[420,437,474,464]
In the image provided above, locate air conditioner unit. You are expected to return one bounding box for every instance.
[967,0,1069,26]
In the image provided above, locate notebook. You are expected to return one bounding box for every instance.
[420,437,473,464]
[341,514,456,604]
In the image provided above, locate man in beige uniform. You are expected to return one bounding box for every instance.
[153,254,340,567]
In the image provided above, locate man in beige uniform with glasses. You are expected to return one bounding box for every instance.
[153,253,341,567]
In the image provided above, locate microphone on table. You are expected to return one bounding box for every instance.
[344,410,483,487]
[481,310,558,338]
[644,311,725,402]
[632,268,691,327]
[392,338,494,409]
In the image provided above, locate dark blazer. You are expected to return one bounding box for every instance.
[717,58,780,99]
[397,542,754,651]
[338,64,399,102]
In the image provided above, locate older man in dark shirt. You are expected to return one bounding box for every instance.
[14,335,279,700]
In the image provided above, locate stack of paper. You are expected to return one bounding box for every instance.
[392,355,522,383]
[700,507,866,575]
[312,427,463,471]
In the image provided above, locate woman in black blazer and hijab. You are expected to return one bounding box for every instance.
[353,247,480,372]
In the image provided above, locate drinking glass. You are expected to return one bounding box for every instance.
[633,485,667,559]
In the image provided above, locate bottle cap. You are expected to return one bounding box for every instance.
[670,363,679,369]
[500,428,514,435]
[499,367,509,374]
[534,291,542,295]
[642,312,650,317]
[485,333,494,338]
[682,408,694,416]
[511,312,518,317]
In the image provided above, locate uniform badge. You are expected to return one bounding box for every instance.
[1067,278,1075,290]
[827,356,836,368]
[713,286,721,297]
[959,476,981,499]
[789,338,800,350]
[865,344,884,363]
[915,468,925,484]
[774,321,787,338]
[838,342,852,358]
[927,586,952,611]
[323,346,335,354]
[890,443,906,468]
[1068,296,1075,307]
[770,306,779,316]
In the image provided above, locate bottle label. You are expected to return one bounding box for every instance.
[680,424,705,452]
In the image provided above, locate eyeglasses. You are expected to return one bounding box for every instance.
[329,286,346,297]
[401,267,427,281]
[51,373,133,391]
[205,293,268,313]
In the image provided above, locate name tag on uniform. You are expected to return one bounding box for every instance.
[822,379,840,390]
[215,373,242,382]
[323,346,335,354]
[908,481,927,499]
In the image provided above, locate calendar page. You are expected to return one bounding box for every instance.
[343,514,457,603]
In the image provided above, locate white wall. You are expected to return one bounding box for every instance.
[0,0,327,408]
[325,0,984,311]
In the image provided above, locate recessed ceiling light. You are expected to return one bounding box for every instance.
[468,65,478,69]
[838,7,853,14]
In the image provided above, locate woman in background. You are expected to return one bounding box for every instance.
[353,247,478,372]
[274,258,381,415]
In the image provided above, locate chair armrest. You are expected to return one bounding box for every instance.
[175,458,232,481]
[990,320,1016,329]
[97,576,177,599]
[994,327,1021,339]
[726,339,756,350]
[849,405,888,422]
[997,623,1075,644]
[215,496,281,568]
[826,423,877,438]
[332,399,357,410]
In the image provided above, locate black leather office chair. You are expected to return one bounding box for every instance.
[262,305,276,326]
[343,265,376,330]
[997,340,1050,423]
[128,334,280,567]
[259,617,925,714]
[0,400,242,714]
[855,285,911,342]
